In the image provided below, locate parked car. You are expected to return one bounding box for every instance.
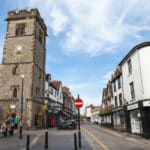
[57,119,77,130]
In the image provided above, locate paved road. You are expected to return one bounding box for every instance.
[82,124,150,150]
[0,128,92,150]
[0,125,150,150]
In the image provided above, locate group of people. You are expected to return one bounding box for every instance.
[0,115,19,136]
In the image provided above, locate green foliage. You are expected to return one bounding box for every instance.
[99,104,114,115]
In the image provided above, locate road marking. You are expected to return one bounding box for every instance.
[20,132,43,150]
[81,127,109,150]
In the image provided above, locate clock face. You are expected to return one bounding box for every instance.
[15,45,22,54]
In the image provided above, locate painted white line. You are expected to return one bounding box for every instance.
[20,132,43,150]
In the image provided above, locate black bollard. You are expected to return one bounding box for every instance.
[78,130,82,148]
[74,133,77,150]
[19,125,22,139]
[45,130,48,149]
[26,135,30,150]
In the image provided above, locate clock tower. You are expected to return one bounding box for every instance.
[0,9,47,127]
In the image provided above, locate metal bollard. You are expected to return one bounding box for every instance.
[26,135,30,150]
[74,133,77,150]
[45,130,48,149]
[19,125,22,139]
[78,130,82,148]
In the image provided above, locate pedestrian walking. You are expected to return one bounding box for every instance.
[14,115,19,129]
[50,117,55,128]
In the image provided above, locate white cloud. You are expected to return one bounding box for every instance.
[101,71,113,84]
[26,0,150,56]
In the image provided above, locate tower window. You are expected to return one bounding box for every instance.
[13,87,17,98]
[39,30,43,44]
[15,23,26,36]
[12,65,19,75]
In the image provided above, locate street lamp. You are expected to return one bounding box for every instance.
[44,99,48,129]
[19,74,24,139]
[44,94,49,149]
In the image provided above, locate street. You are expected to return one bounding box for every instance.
[82,123,150,150]
[0,124,150,150]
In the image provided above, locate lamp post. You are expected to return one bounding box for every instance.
[44,99,48,149]
[44,99,48,129]
[19,74,24,139]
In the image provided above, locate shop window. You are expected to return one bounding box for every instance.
[15,23,26,36]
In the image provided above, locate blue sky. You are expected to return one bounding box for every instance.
[1,0,150,114]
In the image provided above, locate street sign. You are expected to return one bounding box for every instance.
[75,98,83,109]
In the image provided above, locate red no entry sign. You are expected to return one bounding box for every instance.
[75,98,83,109]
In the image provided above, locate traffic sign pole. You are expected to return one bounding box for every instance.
[77,95,81,148]
[74,94,83,148]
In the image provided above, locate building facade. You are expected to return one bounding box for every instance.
[100,42,150,138]
[111,68,126,131]
[100,81,113,127]
[0,9,47,127]
[119,42,150,137]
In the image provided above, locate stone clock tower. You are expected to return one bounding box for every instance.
[0,9,47,127]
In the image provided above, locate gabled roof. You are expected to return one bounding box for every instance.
[111,67,122,82]
[62,86,72,98]
[49,80,62,91]
[119,41,150,66]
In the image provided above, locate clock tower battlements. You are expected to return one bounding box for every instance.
[2,8,47,69]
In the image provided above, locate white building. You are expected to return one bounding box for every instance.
[111,68,126,131]
[91,106,101,124]
[85,105,95,122]
[119,42,150,137]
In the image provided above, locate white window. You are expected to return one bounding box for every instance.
[127,59,132,74]
[130,82,135,100]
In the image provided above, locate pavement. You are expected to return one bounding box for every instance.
[0,128,92,150]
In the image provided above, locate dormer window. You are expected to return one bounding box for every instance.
[15,23,26,36]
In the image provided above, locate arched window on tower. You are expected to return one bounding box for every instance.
[12,66,19,75]
[15,23,26,36]
[13,87,17,98]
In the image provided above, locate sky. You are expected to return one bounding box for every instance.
[1,0,150,114]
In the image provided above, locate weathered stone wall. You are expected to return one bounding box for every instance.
[0,9,47,127]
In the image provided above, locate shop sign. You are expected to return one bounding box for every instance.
[127,103,138,110]
[143,101,150,107]
[10,105,15,109]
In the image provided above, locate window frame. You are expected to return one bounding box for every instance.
[127,59,132,74]
[118,76,121,89]
[130,82,135,100]
[119,93,122,106]
[12,65,19,75]
[15,23,26,36]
